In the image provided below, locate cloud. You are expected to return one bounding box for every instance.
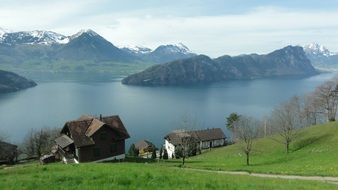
[1,2,338,57]
[67,7,338,57]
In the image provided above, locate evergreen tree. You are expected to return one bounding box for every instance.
[226,112,240,141]
[128,144,138,157]
[159,147,163,159]
[151,148,157,159]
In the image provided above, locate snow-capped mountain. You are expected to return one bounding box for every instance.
[303,43,338,71]
[70,29,98,40]
[121,45,152,54]
[154,43,193,55]
[147,43,195,63]
[0,30,69,45]
[120,43,196,63]
[303,43,336,57]
[0,28,196,65]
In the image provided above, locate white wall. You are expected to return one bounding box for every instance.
[164,139,175,159]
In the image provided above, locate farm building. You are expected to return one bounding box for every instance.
[164,128,226,159]
[134,140,156,158]
[0,141,17,164]
[55,115,130,163]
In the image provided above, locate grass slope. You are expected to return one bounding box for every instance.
[1,163,337,190]
[183,122,338,176]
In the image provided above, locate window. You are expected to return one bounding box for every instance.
[93,148,100,157]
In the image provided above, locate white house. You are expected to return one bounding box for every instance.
[163,128,226,159]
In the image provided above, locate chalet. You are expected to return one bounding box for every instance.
[55,115,130,163]
[0,141,17,164]
[134,140,156,158]
[164,128,226,159]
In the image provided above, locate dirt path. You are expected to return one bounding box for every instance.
[183,168,338,184]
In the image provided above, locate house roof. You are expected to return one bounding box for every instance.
[134,140,155,150]
[189,128,226,142]
[60,115,130,148]
[165,128,226,145]
[0,141,17,152]
[164,131,194,146]
[55,134,74,149]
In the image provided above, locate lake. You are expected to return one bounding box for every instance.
[0,72,337,147]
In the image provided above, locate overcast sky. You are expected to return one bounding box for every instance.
[1,0,338,57]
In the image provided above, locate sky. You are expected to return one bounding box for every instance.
[1,0,338,57]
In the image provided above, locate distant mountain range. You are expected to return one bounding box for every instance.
[0,70,36,93]
[122,46,317,86]
[1,27,336,84]
[303,43,338,71]
[0,28,194,64]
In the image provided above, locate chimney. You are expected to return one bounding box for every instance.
[99,114,102,121]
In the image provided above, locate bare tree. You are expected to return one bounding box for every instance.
[235,116,259,166]
[22,128,60,158]
[178,134,197,166]
[270,97,303,153]
[302,93,325,126]
[313,78,338,122]
[178,114,201,131]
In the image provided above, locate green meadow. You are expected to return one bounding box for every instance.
[2,122,338,189]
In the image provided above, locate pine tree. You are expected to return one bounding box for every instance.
[159,147,163,159]
[151,148,157,159]
[128,144,138,157]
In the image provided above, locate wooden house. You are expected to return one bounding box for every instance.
[0,141,17,164]
[134,140,156,158]
[55,115,130,163]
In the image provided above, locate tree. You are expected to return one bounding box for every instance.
[313,78,338,122]
[151,148,157,159]
[128,144,139,157]
[235,116,259,166]
[270,97,302,153]
[163,148,168,160]
[179,135,196,166]
[159,147,163,159]
[22,128,60,158]
[226,113,240,141]
[302,93,324,126]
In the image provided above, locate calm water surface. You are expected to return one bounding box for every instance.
[0,72,336,147]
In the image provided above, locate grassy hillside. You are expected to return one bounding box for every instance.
[181,122,338,176]
[1,163,337,190]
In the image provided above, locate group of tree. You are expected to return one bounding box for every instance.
[21,127,60,158]
[226,77,338,165]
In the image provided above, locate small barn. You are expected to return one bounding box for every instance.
[0,141,18,164]
[55,115,130,163]
[134,140,156,158]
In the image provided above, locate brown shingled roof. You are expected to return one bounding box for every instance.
[135,140,155,150]
[61,115,130,148]
[0,141,17,152]
[189,128,226,142]
[165,131,194,146]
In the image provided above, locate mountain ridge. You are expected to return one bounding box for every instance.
[122,45,318,86]
[0,28,196,65]
[0,70,37,93]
